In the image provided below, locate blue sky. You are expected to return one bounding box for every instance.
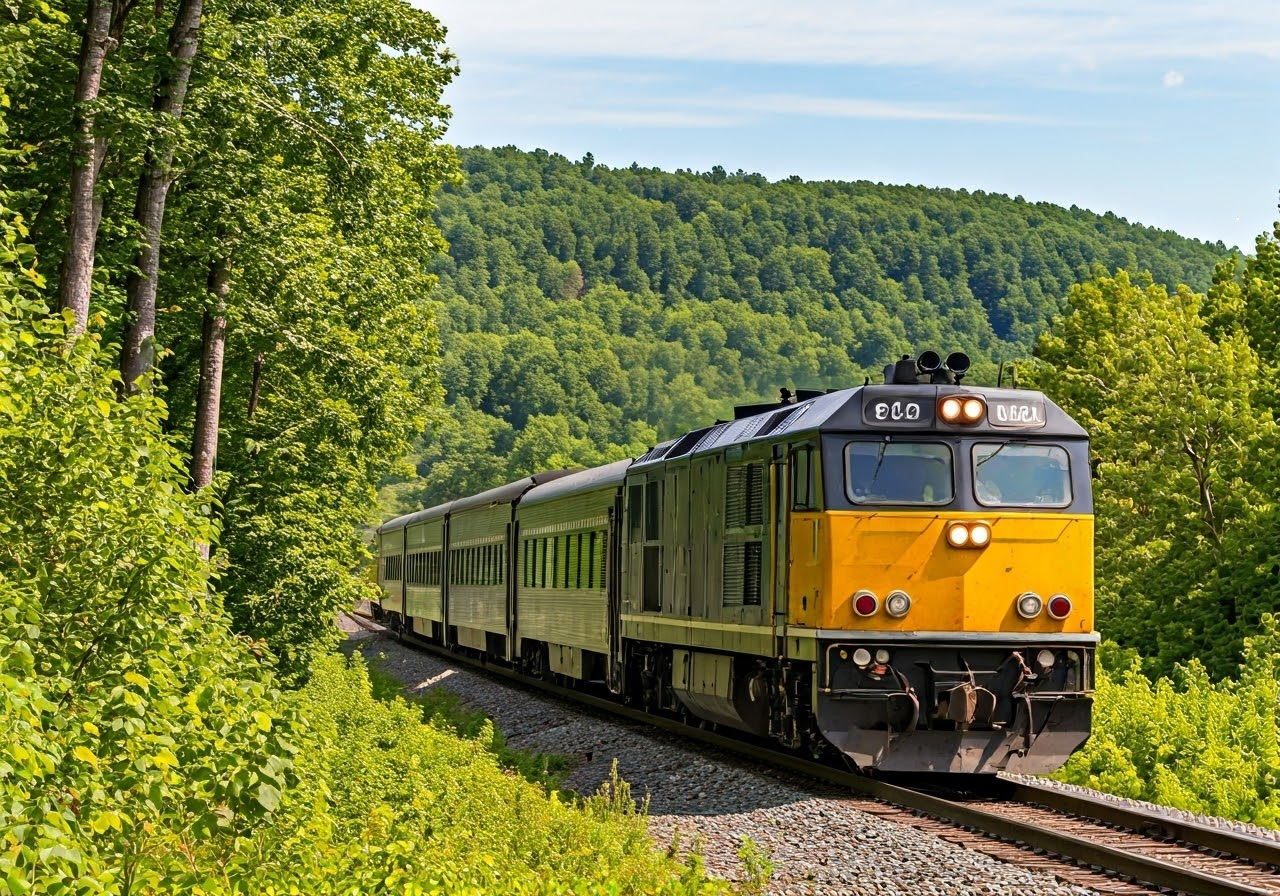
[416,1,1280,251]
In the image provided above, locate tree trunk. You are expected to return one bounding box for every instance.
[190,253,228,562]
[118,0,205,392]
[191,254,229,491]
[58,0,115,337]
[247,352,265,421]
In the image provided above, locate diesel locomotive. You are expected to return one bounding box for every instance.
[375,351,1096,774]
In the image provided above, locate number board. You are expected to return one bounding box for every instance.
[987,398,1047,428]
[862,394,934,428]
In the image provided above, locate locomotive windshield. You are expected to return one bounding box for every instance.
[972,442,1072,507]
[845,441,953,505]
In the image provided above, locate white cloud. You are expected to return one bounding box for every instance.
[704,93,1049,125]
[1163,69,1185,87]
[419,1,1280,71]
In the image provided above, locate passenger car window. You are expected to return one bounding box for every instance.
[844,441,953,505]
[972,443,1072,507]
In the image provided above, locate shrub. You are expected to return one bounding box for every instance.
[0,295,296,893]
[1056,620,1280,827]
[227,653,731,894]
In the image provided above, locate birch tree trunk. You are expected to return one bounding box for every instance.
[58,0,115,337]
[119,0,204,392]
[191,254,229,491]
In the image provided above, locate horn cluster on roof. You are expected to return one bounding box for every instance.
[885,350,970,386]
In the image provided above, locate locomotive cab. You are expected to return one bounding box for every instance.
[785,353,1096,773]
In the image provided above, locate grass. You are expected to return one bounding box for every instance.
[363,651,576,790]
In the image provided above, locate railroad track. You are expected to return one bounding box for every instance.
[342,612,1280,895]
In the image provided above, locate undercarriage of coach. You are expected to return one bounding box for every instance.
[814,637,1094,774]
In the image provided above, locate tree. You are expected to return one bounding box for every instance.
[1032,269,1278,675]
[118,0,205,392]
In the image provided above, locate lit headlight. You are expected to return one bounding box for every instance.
[885,590,912,618]
[946,521,991,549]
[1016,592,1043,619]
[938,396,986,424]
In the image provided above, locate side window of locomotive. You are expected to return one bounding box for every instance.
[972,443,1072,507]
[844,441,953,505]
[790,446,816,510]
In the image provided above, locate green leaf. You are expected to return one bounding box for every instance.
[255,782,281,813]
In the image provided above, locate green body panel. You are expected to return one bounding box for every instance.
[519,588,607,653]
[378,528,404,615]
[516,487,613,658]
[619,614,775,657]
[405,518,444,623]
[448,503,510,637]
[623,442,775,652]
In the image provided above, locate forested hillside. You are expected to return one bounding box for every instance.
[393,146,1228,511]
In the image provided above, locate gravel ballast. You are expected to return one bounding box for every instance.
[340,621,1100,895]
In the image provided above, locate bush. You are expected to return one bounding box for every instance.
[227,653,731,894]
[0,295,296,893]
[1056,620,1280,827]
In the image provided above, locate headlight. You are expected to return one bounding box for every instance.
[852,648,872,667]
[1016,592,1043,619]
[937,395,985,424]
[885,590,912,618]
[947,521,991,549]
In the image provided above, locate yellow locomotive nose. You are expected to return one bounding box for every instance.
[789,510,1094,636]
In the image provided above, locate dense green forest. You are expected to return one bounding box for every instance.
[391,145,1226,512]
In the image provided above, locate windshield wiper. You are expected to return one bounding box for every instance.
[869,439,889,486]
[976,441,1012,468]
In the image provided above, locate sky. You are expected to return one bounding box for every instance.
[414,1,1280,251]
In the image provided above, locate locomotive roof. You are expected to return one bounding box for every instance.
[378,469,579,534]
[629,383,1085,471]
[520,458,632,507]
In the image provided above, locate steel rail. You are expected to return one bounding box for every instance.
[1006,779,1280,870]
[358,619,1275,896]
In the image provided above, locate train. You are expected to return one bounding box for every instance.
[374,351,1096,774]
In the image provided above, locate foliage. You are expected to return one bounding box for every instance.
[1030,268,1279,677]
[224,653,731,895]
[363,653,574,788]
[1056,622,1280,827]
[735,837,774,896]
[390,146,1226,511]
[1,0,458,678]
[0,293,296,894]
[147,0,457,680]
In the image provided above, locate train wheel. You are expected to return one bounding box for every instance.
[527,642,550,681]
